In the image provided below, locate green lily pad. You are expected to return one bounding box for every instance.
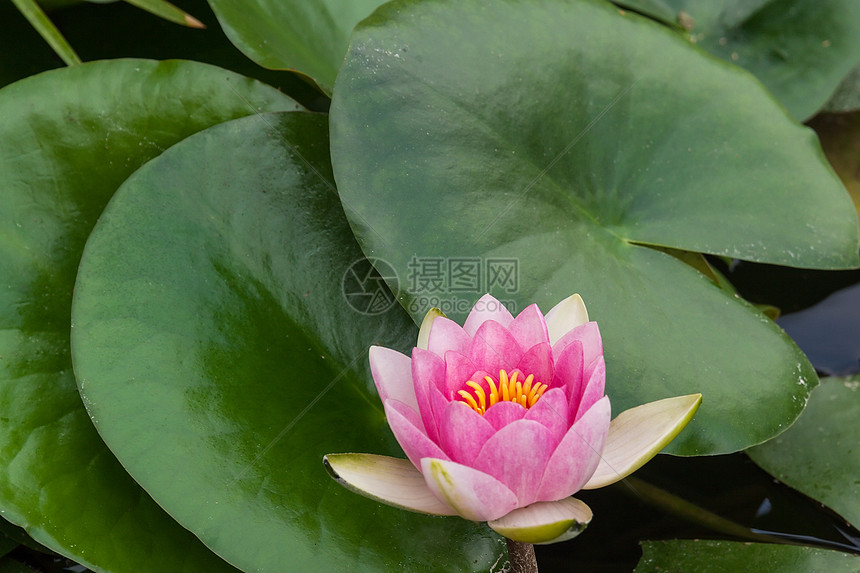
[0,58,300,571]
[70,112,503,572]
[206,0,387,93]
[747,376,860,528]
[635,540,860,571]
[615,0,860,120]
[330,0,860,455]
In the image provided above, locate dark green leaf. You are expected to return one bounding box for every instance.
[0,58,298,571]
[330,0,859,455]
[616,0,860,120]
[206,0,387,93]
[70,112,504,572]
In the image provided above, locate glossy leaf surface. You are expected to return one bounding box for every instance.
[71,112,503,572]
[0,58,299,571]
[206,0,387,93]
[747,376,860,528]
[617,0,860,120]
[330,0,859,455]
[635,540,860,572]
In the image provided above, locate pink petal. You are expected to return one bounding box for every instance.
[369,346,418,412]
[411,348,446,442]
[427,384,450,444]
[536,396,611,501]
[574,356,606,422]
[463,294,514,336]
[508,304,550,349]
[473,419,556,506]
[469,320,523,376]
[550,340,585,404]
[524,387,570,440]
[444,351,479,398]
[383,399,450,469]
[438,401,495,465]
[427,316,472,357]
[483,401,527,430]
[552,322,603,371]
[515,342,554,384]
[421,458,519,521]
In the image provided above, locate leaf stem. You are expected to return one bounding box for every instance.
[10,0,82,66]
[622,476,779,543]
[506,538,539,573]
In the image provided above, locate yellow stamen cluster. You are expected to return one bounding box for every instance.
[457,369,548,415]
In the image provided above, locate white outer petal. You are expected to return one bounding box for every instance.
[488,497,592,544]
[324,453,456,516]
[417,307,445,350]
[583,393,702,489]
[544,294,589,345]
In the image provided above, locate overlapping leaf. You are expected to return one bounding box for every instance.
[615,0,860,120]
[0,58,299,571]
[206,0,387,93]
[329,0,859,455]
[70,112,503,572]
[747,376,860,529]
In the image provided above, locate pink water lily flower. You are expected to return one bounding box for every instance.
[325,294,701,543]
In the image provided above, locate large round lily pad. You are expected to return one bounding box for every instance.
[70,112,503,572]
[329,0,860,455]
[0,58,299,571]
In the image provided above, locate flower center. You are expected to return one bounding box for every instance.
[456,369,548,415]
